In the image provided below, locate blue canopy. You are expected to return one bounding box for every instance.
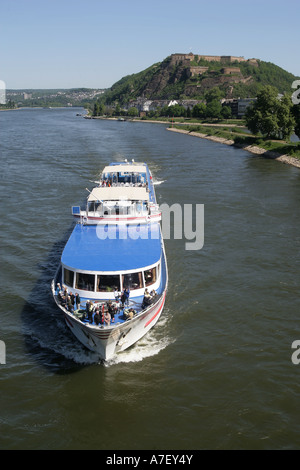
[61,223,162,272]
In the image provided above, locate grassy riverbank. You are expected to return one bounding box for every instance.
[86,112,300,167]
[167,125,300,169]
[172,123,300,161]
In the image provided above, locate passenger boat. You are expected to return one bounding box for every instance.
[51,160,168,361]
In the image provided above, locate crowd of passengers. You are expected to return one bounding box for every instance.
[99,177,147,188]
[56,283,158,326]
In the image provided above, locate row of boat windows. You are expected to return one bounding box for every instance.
[63,265,159,293]
[87,201,148,215]
[101,172,146,185]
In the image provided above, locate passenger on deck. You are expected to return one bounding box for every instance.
[61,294,67,309]
[121,287,130,307]
[114,287,121,301]
[142,288,151,309]
[104,310,111,326]
[107,301,115,323]
[57,283,64,302]
[88,302,94,322]
[125,308,135,320]
[93,308,100,325]
[70,292,75,308]
[75,293,81,310]
[67,296,74,313]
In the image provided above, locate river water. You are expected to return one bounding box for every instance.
[0,107,300,450]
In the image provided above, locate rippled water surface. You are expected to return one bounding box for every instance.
[1,108,300,450]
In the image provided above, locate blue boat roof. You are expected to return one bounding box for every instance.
[61,223,162,272]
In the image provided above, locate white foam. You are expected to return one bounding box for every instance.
[105,315,173,366]
[46,312,173,366]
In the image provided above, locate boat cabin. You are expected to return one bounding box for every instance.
[86,186,149,218]
[72,163,160,223]
[60,222,163,300]
[62,261,161,300]
[100,164,148,187]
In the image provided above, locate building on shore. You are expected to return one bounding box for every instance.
[222,98,256,118]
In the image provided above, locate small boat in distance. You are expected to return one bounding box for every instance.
[51,160,168,361]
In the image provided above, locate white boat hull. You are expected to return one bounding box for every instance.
[52,285,166,361]
[51,161,168,361]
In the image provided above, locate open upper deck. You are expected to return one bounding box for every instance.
[72,161,160,225]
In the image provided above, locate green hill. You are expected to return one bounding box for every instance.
[98,53,298,105]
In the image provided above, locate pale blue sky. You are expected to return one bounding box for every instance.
[1,0,299,89]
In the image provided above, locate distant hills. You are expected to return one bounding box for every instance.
[99,53,298,105]
[5,54,298,110]
[5,88,105,108]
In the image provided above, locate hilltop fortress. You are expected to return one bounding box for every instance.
[170,53,258,65]
[169,53,258,80]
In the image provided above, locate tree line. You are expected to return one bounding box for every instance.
[92,84,300,142]
[245,85,300,140]
[92,87,232,120]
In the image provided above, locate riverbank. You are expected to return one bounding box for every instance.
[167,127,300,169]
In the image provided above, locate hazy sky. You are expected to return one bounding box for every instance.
[1,0,299,89]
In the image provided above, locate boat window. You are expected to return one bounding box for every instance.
[97,274,121,292]
[64,268,74,288]
[123,272,143,290]
[75,272,95,291]
[144,266,157,287]
[88,201,95,212]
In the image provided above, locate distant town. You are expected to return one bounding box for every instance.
[4,88,106,108]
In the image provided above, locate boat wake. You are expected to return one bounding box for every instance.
[23,305,173,368]
[105,315,173,366]
[153,180,165,185]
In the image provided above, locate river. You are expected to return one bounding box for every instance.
[0,107,300,450]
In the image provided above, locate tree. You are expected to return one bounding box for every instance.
[206,99,222,120]
[292,98,300,139]
[205,87,225,103]
[167,104,185,117]
[245,85,295,139]
[221,105,232,119]
[277,93,295,139]
[93,101,100,116]
[128,106,138,117]
[93,100,105,116]
[192,103,207,119]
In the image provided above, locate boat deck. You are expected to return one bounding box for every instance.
[54,291,160,327]
[73,298,143,326]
